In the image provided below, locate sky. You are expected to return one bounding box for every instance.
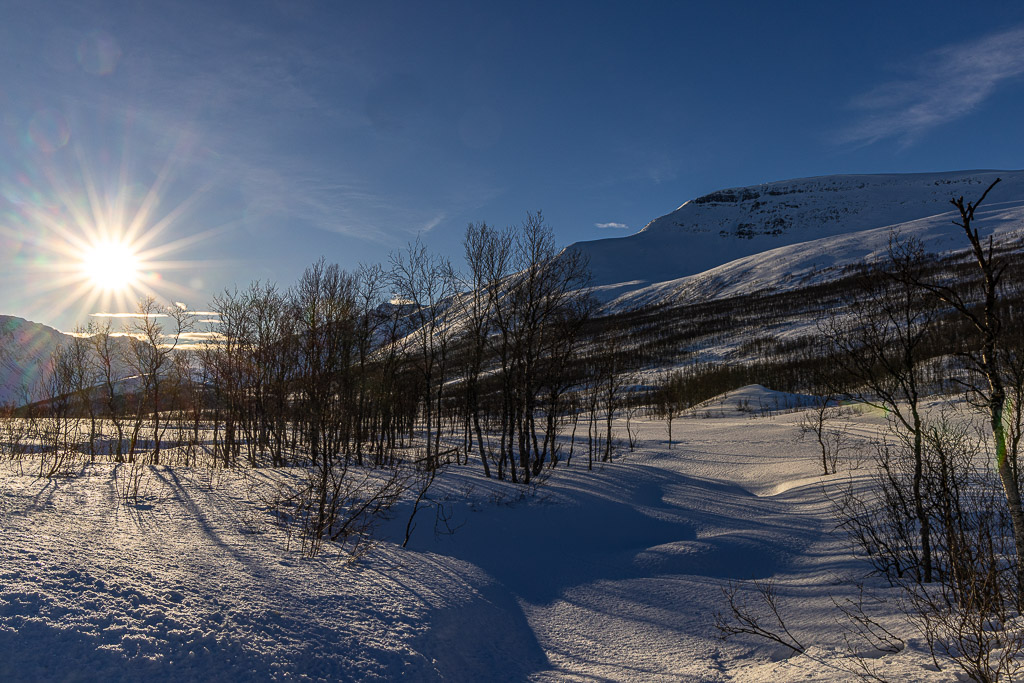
[3,0,1024,331]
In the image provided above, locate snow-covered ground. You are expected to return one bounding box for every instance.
[0,387,965,681]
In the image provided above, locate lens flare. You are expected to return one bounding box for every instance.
[0,137,226,328]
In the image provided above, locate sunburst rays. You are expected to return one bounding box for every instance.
[0,130,227,329]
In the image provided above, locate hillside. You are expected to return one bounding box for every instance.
[0,317,70,407]
[603,199,1024,313]
[569,170,1024,305]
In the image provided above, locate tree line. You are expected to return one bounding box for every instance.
[0,213,629,483]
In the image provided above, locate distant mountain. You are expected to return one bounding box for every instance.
[0,316,71,407]
[568,170,1024,306]
[0,317,146,409]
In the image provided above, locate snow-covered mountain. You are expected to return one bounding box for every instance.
[569,170,1024,306]
[0,317,162,409]
[605,200,1024,313]
[0,316,70,407]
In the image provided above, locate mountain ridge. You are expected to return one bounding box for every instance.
[569,169,1024,305]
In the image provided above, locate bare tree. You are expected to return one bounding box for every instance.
[90,319,128,461]
[67,326,99,460]
[501,212,592,482]
[654,371,687,450]
[126,297,194,465]
[458,221,512,477]
[823,255,939,582]
[798,393,848,476]
[389,240,457,470]
[896,178,1024,593]
[352,264,388,468]
[291,259,361,467]
[596,352,630,463]
[37,344,82,477]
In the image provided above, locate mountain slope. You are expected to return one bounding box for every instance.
[570,170,1024,303]
[0,316,70,407]
[605,199,1024,313]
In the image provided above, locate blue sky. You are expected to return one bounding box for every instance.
[3,0,1024,330]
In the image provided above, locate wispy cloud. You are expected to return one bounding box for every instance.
[235,165,396,245]
[595,222,630,229]
[177,331,223,341]
[840,27,1024,146]
[419,213,446,234]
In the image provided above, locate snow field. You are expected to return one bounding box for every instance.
[0,386,969,680]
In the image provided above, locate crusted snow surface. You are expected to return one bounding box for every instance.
[0,389,964,681]
[0,466,545,682]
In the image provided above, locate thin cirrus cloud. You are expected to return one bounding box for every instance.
[840,26,1024,147]
[418,213,447,234]
[89,309,219,319]
[595,222,630,229]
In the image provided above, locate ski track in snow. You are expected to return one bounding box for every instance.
[0,387,961,681]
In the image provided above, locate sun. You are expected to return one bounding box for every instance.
[81,240,141,292]
[0,120,230,328]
